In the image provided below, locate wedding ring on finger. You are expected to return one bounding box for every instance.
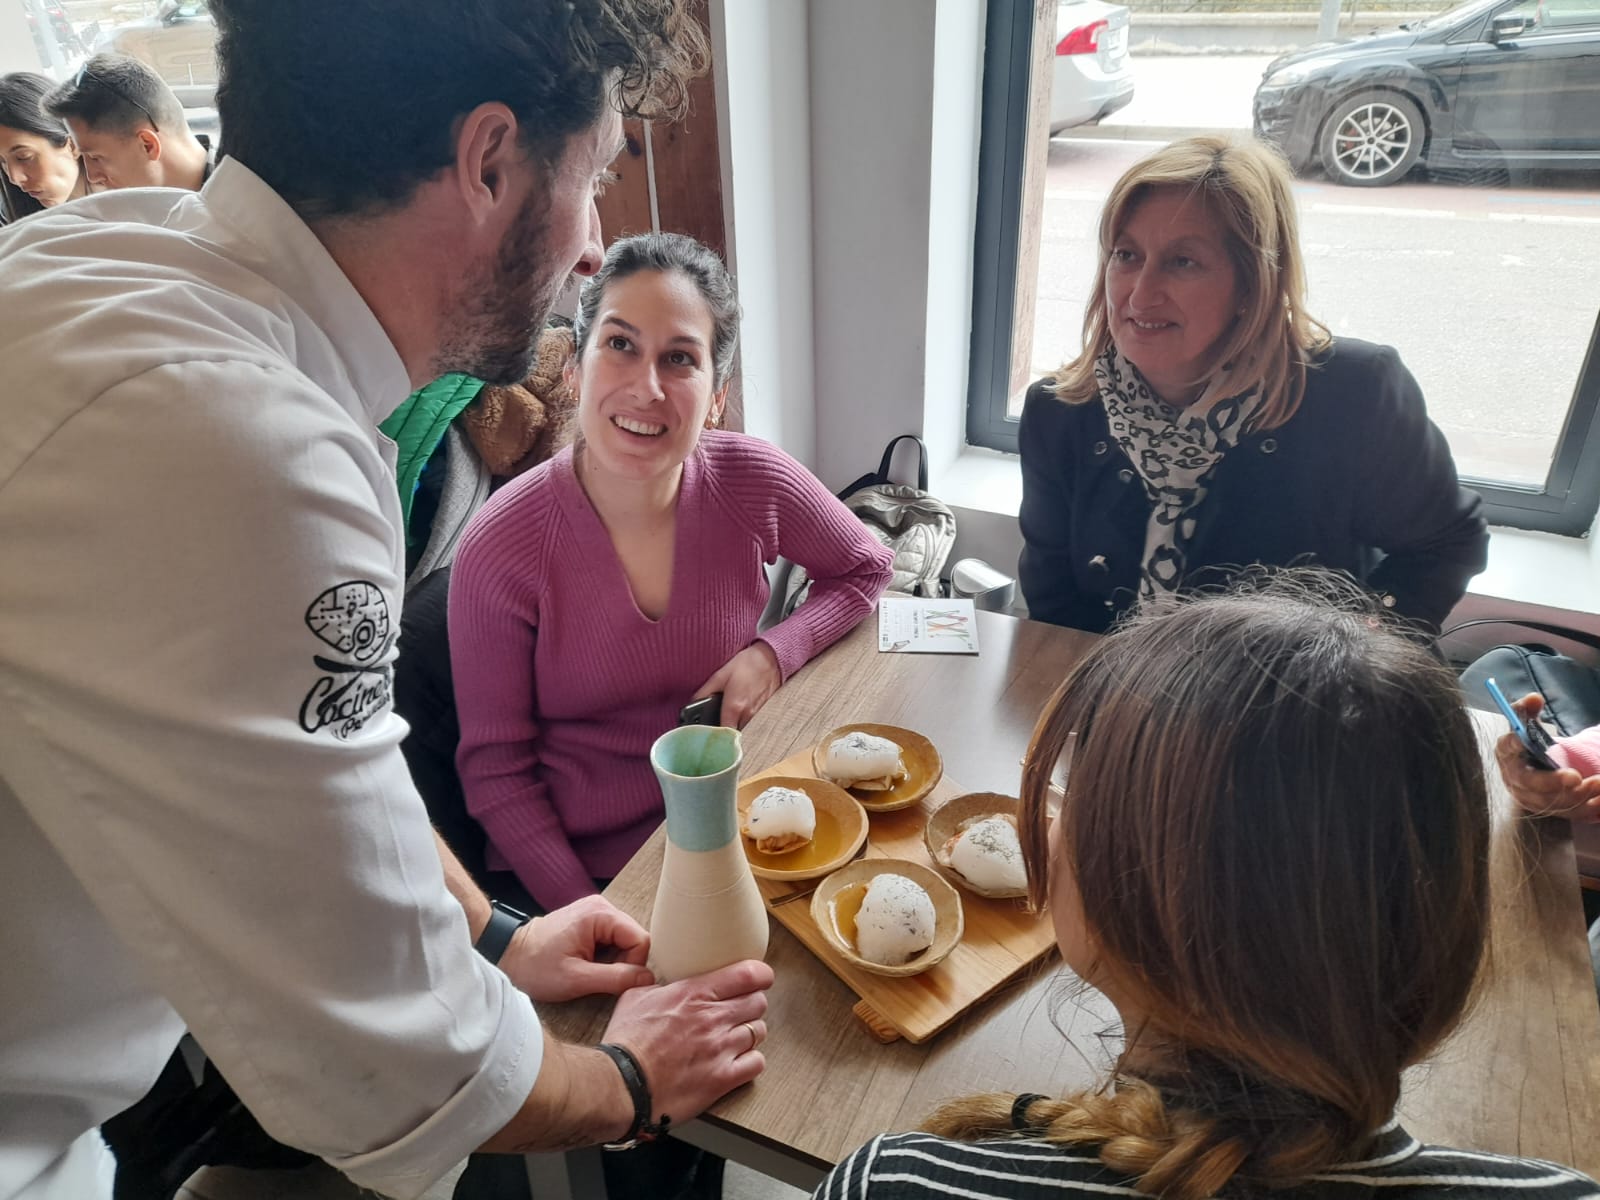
[741,1021,761,1054]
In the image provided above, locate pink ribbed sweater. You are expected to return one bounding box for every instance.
[449,431,894,910]
[1553,726,1600,777]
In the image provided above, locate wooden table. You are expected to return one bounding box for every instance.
[534,611,1600,1195]
[1575,822,1599,886]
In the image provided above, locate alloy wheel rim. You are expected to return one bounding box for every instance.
[1330,102,1413,180]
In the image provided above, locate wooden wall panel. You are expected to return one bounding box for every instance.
[596,118,654,245]
[649,61,726,258]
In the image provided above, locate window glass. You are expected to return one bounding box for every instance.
[978,0,1600,503]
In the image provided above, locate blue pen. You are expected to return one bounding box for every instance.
[1484,677,1558,770]
[1483,677,1526,735]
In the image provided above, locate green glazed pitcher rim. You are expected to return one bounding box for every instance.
[650,724,743,779]
[651,725,744,852]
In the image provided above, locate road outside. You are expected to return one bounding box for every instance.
[1029,55,1600,487]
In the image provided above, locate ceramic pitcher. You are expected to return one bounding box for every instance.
[647,724,769,983]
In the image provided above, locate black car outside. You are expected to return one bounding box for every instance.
[1253,0,1600,186]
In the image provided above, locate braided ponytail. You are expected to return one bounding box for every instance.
[924,1065,1370,1200]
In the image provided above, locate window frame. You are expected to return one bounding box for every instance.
[965,0,1033,458]
[965,0,1600,534]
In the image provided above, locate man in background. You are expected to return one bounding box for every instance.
[44,53,212,192]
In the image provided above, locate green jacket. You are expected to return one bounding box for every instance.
[379,373,486,544]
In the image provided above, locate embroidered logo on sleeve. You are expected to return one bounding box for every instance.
[299,581,395,738]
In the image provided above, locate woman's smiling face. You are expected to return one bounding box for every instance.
[571,268,726,483]
[1104,186,1241,406]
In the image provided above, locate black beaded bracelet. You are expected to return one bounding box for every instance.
[597,1043,671,1150]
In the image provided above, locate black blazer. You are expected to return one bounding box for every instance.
[1018,338,1489,634]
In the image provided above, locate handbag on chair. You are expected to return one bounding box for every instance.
[1454,619,1600,736]
[778,434,958,620]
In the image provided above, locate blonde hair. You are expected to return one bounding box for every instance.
[923,577,1490,1199]
[1052,136,1330,430]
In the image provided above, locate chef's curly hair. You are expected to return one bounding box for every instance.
[925,572,1490,1199]
[209,0,706,217]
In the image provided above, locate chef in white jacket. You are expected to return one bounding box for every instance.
[0,3,771,1198]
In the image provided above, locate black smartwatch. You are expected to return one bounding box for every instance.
[474,899,531,966]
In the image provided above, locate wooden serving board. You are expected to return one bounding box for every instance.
[745,749,1057,1044]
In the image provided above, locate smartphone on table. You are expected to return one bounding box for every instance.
[1484,677,1559,771]
[677,693,724,727]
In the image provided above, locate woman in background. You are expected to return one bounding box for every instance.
[818,577,1597,1200]
[0,72,88,223]
[1018,136,1486,635]
[451,233,893,913]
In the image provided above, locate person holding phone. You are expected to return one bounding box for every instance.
[1493,693,1600,999]
[1494,693,1600,823]
[450,233,893,914]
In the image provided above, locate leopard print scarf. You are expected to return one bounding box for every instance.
[1095,346,1263,604]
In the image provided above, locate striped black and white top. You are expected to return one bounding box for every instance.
[813,1119,1599,1200]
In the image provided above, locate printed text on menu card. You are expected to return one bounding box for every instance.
[877,597,980,655]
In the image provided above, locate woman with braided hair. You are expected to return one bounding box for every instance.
[815,575,1599,1200]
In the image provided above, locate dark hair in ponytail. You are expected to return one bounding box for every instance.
[925,572,1490,1199]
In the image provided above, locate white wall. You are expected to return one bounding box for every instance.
[807,0,935,488]
[805,0,985,491]
[710,0,817,465]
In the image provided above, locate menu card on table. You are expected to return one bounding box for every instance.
[877,597,980,655]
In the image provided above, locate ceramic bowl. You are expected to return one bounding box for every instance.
[809,858,963,977]
[924,792,1031,901]
[811,723,942,812]
[735,776,869,882]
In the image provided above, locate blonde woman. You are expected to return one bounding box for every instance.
[816,579,1599,1200]
[1018,137,1486,635]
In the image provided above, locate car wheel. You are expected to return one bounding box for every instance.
[1318,91,1425,187]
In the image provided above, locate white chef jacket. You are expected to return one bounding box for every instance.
[0,160,543,1200]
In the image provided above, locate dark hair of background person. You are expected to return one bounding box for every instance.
[207,0,708,219]
[924,574,1490,1200]
[43,53,187,136]
[0,71,79,224]
[572,231,741,389]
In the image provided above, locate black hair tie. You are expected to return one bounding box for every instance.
[1010,1092,1049,1130]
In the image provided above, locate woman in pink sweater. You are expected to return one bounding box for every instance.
[449,234,894,911]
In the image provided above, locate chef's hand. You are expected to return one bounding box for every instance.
[1497,694,1600,823]
[501,895,654,1002]
[602,959,773,1126]
[692,641,781,730]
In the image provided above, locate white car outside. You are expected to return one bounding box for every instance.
[1051,0,1135,133]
